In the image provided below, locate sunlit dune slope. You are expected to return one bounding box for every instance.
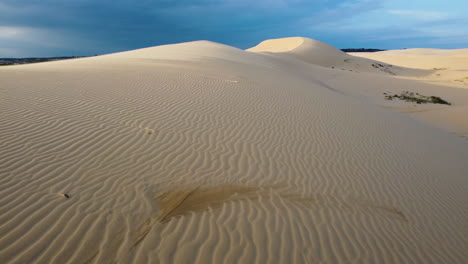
[0,38,467,264]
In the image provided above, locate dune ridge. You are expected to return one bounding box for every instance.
[0,37,467,263]
[248,37,351,67]
[248,37,429,77]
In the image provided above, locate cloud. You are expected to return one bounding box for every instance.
[0,26,30,38]
[303,0,383,28]
[0,0,466,56]
[0,0,367,56]
[388,10,448,21]
[0,47,21,57]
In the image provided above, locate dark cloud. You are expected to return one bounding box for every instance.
[1,0,356,56]
[2,0,464,57]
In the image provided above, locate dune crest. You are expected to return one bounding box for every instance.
[248,37,429,77]
[248,37,347,67]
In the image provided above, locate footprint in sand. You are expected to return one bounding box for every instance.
[144,128,156,135]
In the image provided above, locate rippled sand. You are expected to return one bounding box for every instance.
[1,38,467,263]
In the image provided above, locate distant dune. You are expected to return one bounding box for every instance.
[0,37,467,264]
[248,37,427,76]
[248,37,348,66]
[350,48,468,70]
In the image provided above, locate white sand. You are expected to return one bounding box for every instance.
[350,48,468,89]
[348,44,468,136]
[0,37,467,263]
[350,48,468,70]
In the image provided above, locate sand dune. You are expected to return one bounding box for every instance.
[1,38,467,263]
[351,48,468,89]
[247,37,347,67]
[350,48,468,70]
[248,37,427,77]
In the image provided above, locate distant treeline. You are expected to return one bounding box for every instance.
[341,48,385,52]
[0,56,89,66]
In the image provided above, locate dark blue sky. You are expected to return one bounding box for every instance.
[1,0,467,57]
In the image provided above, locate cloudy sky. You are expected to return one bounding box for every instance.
[0,0,467,57]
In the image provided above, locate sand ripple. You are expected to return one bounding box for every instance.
[1,41,467,263]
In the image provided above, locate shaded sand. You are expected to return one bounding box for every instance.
[1,38,468,263]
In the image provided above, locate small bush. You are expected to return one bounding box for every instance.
[384,91,451,105]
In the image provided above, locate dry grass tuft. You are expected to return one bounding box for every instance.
[129,184,408,251]
[155,185,264,223]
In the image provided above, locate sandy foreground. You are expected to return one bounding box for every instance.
[0,37,467,263]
